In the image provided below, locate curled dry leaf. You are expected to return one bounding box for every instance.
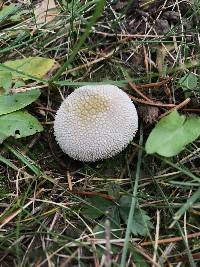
[138,104,160,124]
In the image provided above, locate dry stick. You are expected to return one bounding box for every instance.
[105,217,111,267]
[66,171,73,191]
[137,77,172,89]
[128,79,174,109]
[59,249,78,267]
[64,50,115,75]
[183,108,200,113]
[129,95,176,108]
[128,82,153,102]
[93,31,165,38]
[11,84,48,93]
[143,45,149,73]
[133,243,160,267]
[36,106,56,113]
[73,190,114,201]
[153,210,160,267]
[159,98,191,119]
[174,252,200,262]
[0,188,44,228]
[93,30,193,40]
[141,231,200,246]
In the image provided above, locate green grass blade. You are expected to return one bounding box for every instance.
[120,124,143,267]
[0,63,48,83]
[51,0,105,81]
[0,154,19,171]
[158,157,200,183]
[4,143,41,176]
[170,186,200,228]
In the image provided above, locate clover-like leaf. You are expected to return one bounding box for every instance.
[179,73,198,91]
[119,196,153,236]
[82,196,113,220]
[145,110,200,157]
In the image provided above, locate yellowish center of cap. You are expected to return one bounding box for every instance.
[75,95,109,122]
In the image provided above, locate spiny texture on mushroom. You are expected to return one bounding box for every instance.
[54,85,138,162]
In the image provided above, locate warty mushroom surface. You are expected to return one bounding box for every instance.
[54,84,138,161]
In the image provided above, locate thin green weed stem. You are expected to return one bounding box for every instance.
[51,0,105,82]
[120,124,143,267]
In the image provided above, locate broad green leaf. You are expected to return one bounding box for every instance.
[13,80,26,88]
[0,71,12,91]
[119,196,153,236]
[179,73,198,90]
[145,110,200,157]
[0,111,43,144]
[0,57,55,80]
[0,89,40,115]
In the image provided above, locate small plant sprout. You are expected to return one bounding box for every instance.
[54,84,138,161]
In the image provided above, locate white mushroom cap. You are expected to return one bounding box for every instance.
[54,84,138,162]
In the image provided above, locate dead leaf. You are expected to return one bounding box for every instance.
[34,0,58,25]
[138,104,160,124]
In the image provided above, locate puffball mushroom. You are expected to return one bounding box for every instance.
[54,84,138,162]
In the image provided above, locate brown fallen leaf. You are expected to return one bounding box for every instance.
[34,0,59,25]
[138,104,160,124]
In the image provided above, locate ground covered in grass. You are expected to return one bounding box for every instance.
[0,0,200,266]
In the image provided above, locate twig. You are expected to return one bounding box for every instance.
[60,250,78,267]
[128,82,153,102]
[73,191,114,201]
[183,108,200,113]
[11,84,48,93]
[141,231,200,246]
[133,243,160,267]
[92,30,193,39]
[36,106,56,113]
[137,77,172,89]
[129,95,176,108]
[66,171,73,191]
[143,45,149,73]
[64,50,115,75]
[93,31,165,38]
[0,188,44,228]
[153,210,160,267]
[159,98,191,119]
[105,217,111,267]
